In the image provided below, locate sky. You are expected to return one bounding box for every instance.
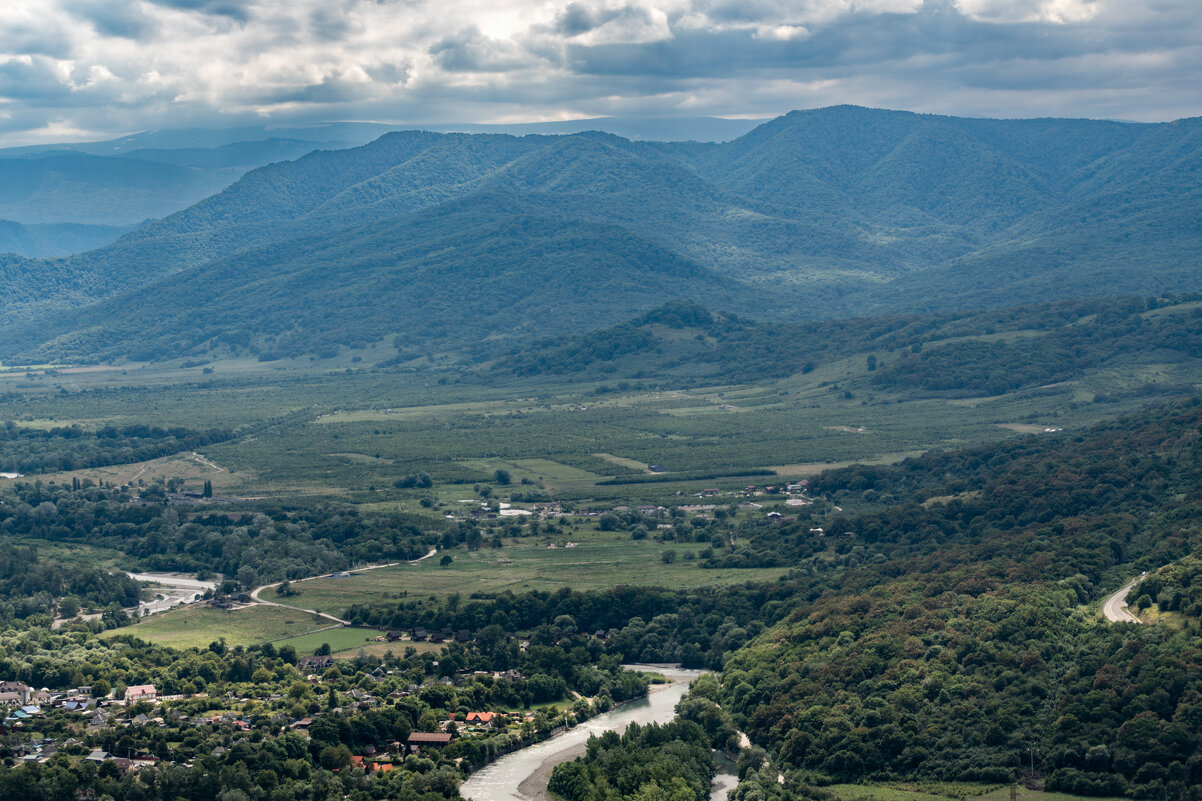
[0,0,1199,146]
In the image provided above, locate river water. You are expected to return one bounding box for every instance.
[460,665,736,801]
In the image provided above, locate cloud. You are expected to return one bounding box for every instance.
[0,0,1198,147]
[143,0,253,23]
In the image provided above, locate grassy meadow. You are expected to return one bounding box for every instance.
[282,530,792,616]
[104,604,326,649]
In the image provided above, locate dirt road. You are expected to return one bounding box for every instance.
[249,548,440,625]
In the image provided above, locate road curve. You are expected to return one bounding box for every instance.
[1102,575,1145,624]
[249,548,440,625]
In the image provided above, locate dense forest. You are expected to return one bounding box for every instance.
[1132,555,1202,617]
[0,481,444,592]
[6,108,1202,363]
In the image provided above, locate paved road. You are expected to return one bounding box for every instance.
[1102,574,1145,624]
[249,548,439,625]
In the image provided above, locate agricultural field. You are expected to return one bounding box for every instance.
[3,316,1189,507]
[282,530,792,616]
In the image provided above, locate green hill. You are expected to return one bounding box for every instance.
[9,197,754,363]
[5,106,1202,362]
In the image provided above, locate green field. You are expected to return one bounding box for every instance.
[269,626,385,656]
[286,530,791,616]
[104,604,329,649]
[828,785,1126,801]
[1,327,1183,507]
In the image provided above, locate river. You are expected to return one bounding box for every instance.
[460,664,736,801]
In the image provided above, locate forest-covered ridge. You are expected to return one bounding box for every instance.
[3,107,1202,363]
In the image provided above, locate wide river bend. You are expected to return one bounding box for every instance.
[460,665,736,801]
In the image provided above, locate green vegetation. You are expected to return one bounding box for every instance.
[1132,555,1202,621]
[6,109,1202,362]
[289,532,790,616]
[714,399,1202,798]
[7,108,1202,801]
[0,420,233,474]
[549,720,717,801]
[270,627,384,656]
[103,604,322,649]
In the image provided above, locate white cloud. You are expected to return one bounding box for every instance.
[0,0,1196,145]
[953,0,1098,24]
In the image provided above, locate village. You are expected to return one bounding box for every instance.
[0,655,601,778]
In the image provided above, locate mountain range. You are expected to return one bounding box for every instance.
[2,105,1201,364]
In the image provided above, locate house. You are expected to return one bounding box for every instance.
[406,732,452,751]
[85,749,111,762]
[454,629,471,643]
[411,627,428,642]
[126,684,158,702]
[0,682,30,704]
[465,711,496,728]
[386,629,405,642]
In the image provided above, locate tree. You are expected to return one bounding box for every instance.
[661,550,677,564]
[494,468,512,485]
[440,554,454,569]
[202,479,213,498]
[237,565,258,590]
[58,596,80,619]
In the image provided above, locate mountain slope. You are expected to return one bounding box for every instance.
[0,219,137,258]
[0,154,235,226]
[10,195,754,363]
[5,106,1202,362]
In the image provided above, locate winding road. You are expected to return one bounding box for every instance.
[249,547,440,624]
[1102,573,1146,624]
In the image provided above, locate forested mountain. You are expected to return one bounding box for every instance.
[4,106,1202,363]
[7,198,752,363]
[0,154,235,227]
[712,398,1202,797]
[0,219,137,259]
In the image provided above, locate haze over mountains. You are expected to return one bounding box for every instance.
[2,105,1201,365]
